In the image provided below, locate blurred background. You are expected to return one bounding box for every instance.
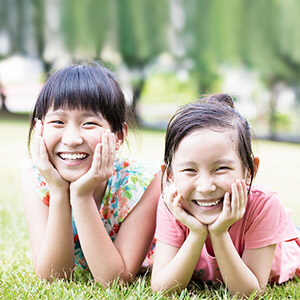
[0,2,300,292]
[0,0,300,142]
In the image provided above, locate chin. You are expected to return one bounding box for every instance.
[58,171,86,182]
[195,215,220,225]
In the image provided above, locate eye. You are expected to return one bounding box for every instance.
[182,168,197,173]
[50,120,64,125]
[83,121,100,127]
[215,166,230,172]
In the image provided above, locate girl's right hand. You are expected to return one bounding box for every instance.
[163,182,208,237]
[32,120,69,194]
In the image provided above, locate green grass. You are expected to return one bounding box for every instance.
[0,117,299,299]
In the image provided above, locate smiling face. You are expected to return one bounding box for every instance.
[170,128,249,225]
[42,108,117,182]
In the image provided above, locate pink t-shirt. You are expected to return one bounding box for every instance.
[155,185,300,284]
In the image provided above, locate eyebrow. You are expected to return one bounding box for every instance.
[213,159,236,165]
[46,110,104,119]
[175,161,197,167]
[176,158,236,167]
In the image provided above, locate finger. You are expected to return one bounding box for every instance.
[236,179,246,209]
[231,182,239,214]
[107,132,116,171]
[33,122,49,169]
[223,191,231,213]
[163,183,177,208]
[90,143,101,173]
[240,179,248,209]
[38,136,48,162]
[173,192,181,208]
[35,119,43,136]
[32,120,42,156]
[100,130,109,169]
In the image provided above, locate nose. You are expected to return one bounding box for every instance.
[61,125,83,146]
[195,173,216,194]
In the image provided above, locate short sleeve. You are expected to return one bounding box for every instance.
[20,158,50,205]
[244,187,299,249]
[154,195,188,247]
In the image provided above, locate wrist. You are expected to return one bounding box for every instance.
[208,220,231,236]
[48,188,69,202]
[209,230,229,241]
[189,228,208,242]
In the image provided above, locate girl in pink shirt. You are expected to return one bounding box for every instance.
[151,94,300,297]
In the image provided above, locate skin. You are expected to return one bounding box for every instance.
[151,129,276,297]
[22,107,161,285]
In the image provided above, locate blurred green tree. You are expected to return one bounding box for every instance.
[115,0,169,123]
[61,0,112,59]
[182,0,221,93]
[236,0,300,137]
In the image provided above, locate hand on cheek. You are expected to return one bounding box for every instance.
[32,120,68,191]
[208,179,247,235]
[70,130,116,198]
[163,182,208,237]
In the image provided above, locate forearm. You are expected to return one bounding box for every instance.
[210,232,261,297]
[35,196,74,280]
[151,232,206,292]
[72,197,128,285]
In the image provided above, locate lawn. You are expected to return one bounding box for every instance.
[0,116,299,299]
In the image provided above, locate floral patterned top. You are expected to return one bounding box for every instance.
[21,157,160,269]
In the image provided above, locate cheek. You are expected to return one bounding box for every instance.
[172,173,191,196]
[219,171,246,192]
[42,129,57,152]
[86,130,103,149]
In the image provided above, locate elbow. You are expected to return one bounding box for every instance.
[92,268,135,287]
[35,265,73,282]
[151,277,166,293]
[230,284,266,299]
[151,280,162,293]
[151,273,164,292]
[151,277,184,294]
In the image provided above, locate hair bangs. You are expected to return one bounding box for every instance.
[49,65,108,114]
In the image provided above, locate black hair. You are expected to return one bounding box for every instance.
[164,93,256,189]
[28,61,128,150]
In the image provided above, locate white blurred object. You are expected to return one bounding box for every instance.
[0,55,43,84]
[0,55,43,112]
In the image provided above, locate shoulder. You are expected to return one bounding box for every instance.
[249,184,278,199]
[242,184,298,248]
[114,156,160,175]
[245,184,285,221]
[112,157,160,188]
[247,184,280,209]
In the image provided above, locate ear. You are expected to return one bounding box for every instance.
[161,164,173,189]
[252,157,260,177]
[166,167,174,183]
[115,122,128,151]
[245,157,260,185]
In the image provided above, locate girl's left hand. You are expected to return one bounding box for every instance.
[70,130,116,199]
[208,179,247,235]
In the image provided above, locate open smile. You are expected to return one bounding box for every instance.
[58,152,89,161]
[192,197,224,207]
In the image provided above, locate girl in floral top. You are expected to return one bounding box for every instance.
[21,62,161,285]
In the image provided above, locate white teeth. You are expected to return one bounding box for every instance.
[59,153,87,160]
[193,199,221,207]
